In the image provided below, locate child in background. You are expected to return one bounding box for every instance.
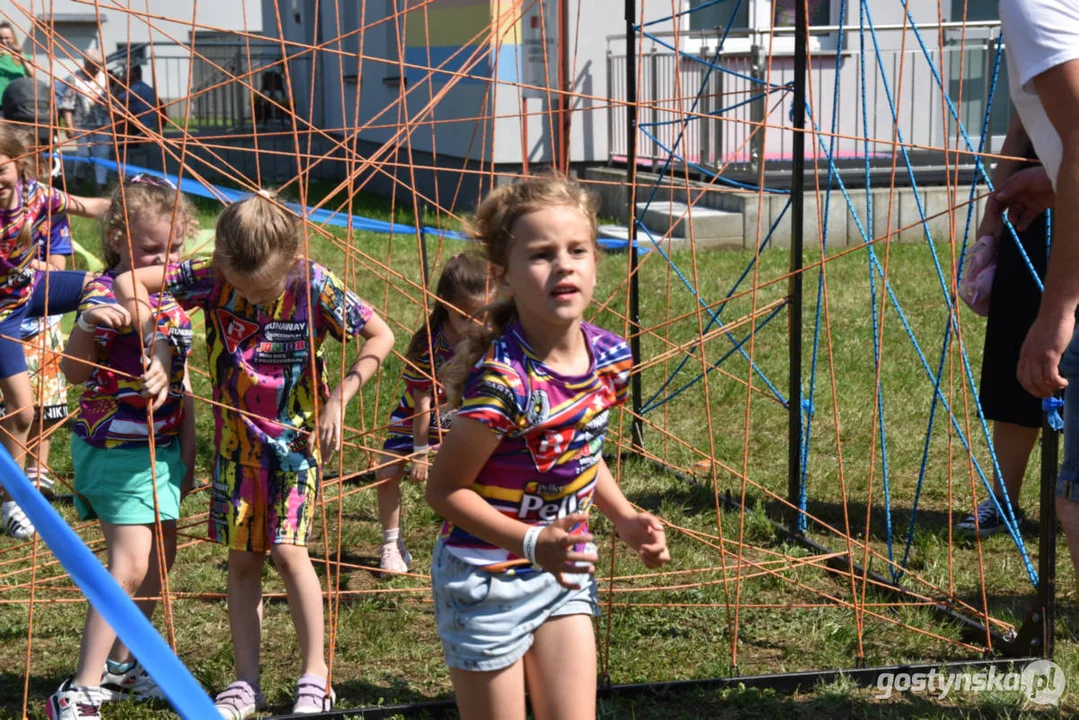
[114,191,395,718]
[426,176,670,720]
[375,252,489,574]
[0,125,108,538]
[20,203,74,495]
[47,176,196,720]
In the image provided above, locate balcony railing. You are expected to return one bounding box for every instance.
[606,21,1009,181]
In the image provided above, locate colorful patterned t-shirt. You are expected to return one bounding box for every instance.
[0,179,69,321]
[383,324,456,452]
[20,212,72,339]
[165,257,373,471]
[439,321,633,567]
[72,270,193,449]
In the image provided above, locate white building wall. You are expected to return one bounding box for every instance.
[0,1,261,108]
[257,0,999,170]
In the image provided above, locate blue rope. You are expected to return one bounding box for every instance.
[853,6,1036,584]
[640,29,788,89]
[642,198,792,412]
[898,31,1008,581]
[641,302,789,413]
[633,221,788,404]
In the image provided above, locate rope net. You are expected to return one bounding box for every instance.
[0,0,1056,714]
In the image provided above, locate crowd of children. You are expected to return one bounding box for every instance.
[0,122,669,720]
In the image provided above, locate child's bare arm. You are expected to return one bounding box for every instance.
[411,390,433,447]
[179,370,196,498]
[111,266,170,338]
[65,195,110,218]
[332,312,395,404]
[60,304,130,384]
[408,390,433,481]
[593,456,670,568]
[316,311,395,456]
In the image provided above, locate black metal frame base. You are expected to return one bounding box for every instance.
[264,658,1039,719]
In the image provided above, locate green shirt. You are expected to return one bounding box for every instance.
[0,53,27,105]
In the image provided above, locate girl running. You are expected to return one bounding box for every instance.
[426,176,670,720]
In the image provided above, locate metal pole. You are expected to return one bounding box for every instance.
[788,0,807,531]
[1037,407,1059,658]
[626,0,644,449]
[559,0,570,172]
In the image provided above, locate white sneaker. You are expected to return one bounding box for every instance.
[214,680,265,720]
[2,500,34,539]
[100,660,164,701]
[292,673,335,714]
[379,540,412,575]
[27,469,55,497]
[46,678,105,720]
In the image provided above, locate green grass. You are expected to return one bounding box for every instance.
[0,184,1075,718]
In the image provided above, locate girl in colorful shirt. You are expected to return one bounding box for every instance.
[376,252,489,575]
[48,176,196,720]
[0,125,108,539]
[426,176,670,719]
[114,191,395,718]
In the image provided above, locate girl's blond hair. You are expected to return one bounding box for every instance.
[213,190,300,275]
[101,178,197,269]
[441,174,599,407]
[0,124,41,255]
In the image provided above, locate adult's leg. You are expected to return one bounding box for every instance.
[89,131,109,190]
[523,615,597,720]
[991,421,1041,501]
[449,662,527,720]
[73,523,154,686]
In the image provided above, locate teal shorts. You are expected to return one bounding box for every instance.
[72,436,186,524]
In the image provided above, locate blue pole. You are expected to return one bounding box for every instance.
[0,446,217,719]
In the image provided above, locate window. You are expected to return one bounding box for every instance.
[773,0,831,27]
[687,0,750,33]
[681,0,840,54]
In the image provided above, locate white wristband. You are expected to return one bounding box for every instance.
[522,525,542,565]
[76,314,95,333]
[412,444,429,455]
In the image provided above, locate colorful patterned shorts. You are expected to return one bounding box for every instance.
[209,456,319,553]
[23,316,69,422]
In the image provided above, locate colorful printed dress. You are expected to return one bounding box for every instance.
[439,321,632,568]
[382,324,456,456]
[163,257,374,471]
[72,270,192,448]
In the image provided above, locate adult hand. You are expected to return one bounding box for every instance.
[992,166,1055,232]
[1017,305,1074,398]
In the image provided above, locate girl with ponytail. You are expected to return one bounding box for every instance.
[426,175,669,720]
[375,252,489,575]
